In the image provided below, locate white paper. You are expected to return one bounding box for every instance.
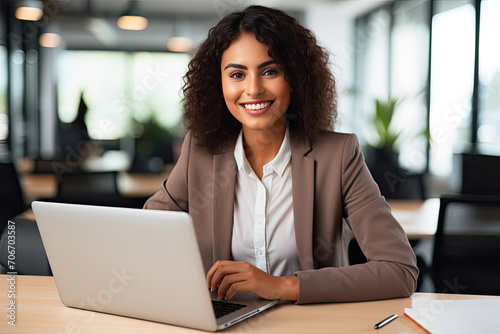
[404,299,500,333]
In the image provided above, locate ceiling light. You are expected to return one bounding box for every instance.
[167,18,193,52]
[39,33,62,48]
[117,15,148,31]
[15,0,44,21]
[117,0,148,31]
[167,37,193,53]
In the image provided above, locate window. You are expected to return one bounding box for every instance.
[57,50,190,140]
[354,7,391,144]
[0,45,7,141]
[0,2,7,144]
[429,1,475,176]
[478,0,500,147]
[354,1,430,173]
[355,0,500,190]
[391,0,430,172]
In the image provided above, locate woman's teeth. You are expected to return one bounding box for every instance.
[243,102,271,110]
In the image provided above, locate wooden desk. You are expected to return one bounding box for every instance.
[1,275,498,333]
[388,199,440,239]
[19,166,173,203]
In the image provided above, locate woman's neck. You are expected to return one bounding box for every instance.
[242,124,286,179]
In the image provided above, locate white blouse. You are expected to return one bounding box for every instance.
[231,127,301,277]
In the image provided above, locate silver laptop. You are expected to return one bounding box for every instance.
[32,201,279,331]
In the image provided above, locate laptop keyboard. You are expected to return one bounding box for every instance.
[211,299,246,319]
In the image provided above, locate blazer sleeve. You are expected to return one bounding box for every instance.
[143,132,192,212]
[295,134,419,304]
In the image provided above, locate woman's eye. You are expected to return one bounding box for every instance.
[230,72,245,79]
[263,69,278,76]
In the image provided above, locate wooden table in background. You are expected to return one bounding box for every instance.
[388,199,440,239]
[19,165,173,204]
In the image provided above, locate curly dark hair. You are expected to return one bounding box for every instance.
[182,5,337,152]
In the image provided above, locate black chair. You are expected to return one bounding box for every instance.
[0,162,27,234]
[0,161,51,275]
[453,153,500,196]
[0,217,52,276]
[432,194,500,295]
[57,171,119,199]
[32,158,82,175]
[372,168,427,200]
[56,171,146,208]
[56,171,120,206]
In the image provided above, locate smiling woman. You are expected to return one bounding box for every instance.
[220,33,291,175]
[182,6,336,153]
[144,5,418,305]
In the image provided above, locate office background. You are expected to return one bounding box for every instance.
[1,0,500,294]
[1,0,499,197]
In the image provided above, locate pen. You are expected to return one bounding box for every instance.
[374,314,398,329]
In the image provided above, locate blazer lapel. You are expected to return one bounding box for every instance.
[212,148,237,263]
[290,130,315,270]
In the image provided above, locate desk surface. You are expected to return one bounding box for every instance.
[1,275,498,333]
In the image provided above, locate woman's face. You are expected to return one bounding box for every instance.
[220,33,291,136]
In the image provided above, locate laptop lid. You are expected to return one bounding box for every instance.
[32,201,278,332]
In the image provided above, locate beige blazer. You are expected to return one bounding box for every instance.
[144,129,418,304]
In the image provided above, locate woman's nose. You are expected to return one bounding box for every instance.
[245,74,264,96]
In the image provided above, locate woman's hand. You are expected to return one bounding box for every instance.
[206,260,299,302]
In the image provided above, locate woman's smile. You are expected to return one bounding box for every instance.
[240,100,274,115]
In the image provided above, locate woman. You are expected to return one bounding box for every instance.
[144,5,418,304]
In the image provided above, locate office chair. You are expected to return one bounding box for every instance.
[56,171,146,208]
[56,171,119,205]
[432,194,500,295]
[0,217,52,276]
[0,161,27,234]
[453,153,500,196]
[58,171,118,196]
[32,158,82,175]
[0,161,51,275]
[372,168,427,200]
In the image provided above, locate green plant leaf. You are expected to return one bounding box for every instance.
[373,97,399,149]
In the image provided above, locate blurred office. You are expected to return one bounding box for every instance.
[1,0,500,292]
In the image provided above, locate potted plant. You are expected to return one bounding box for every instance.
[364,96,431,199]
[129,114,175,173]
[365,97,401,168]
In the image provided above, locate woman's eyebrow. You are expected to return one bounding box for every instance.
[223,60,277,71]
[257,60,277,69]
[224,63,246,70]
